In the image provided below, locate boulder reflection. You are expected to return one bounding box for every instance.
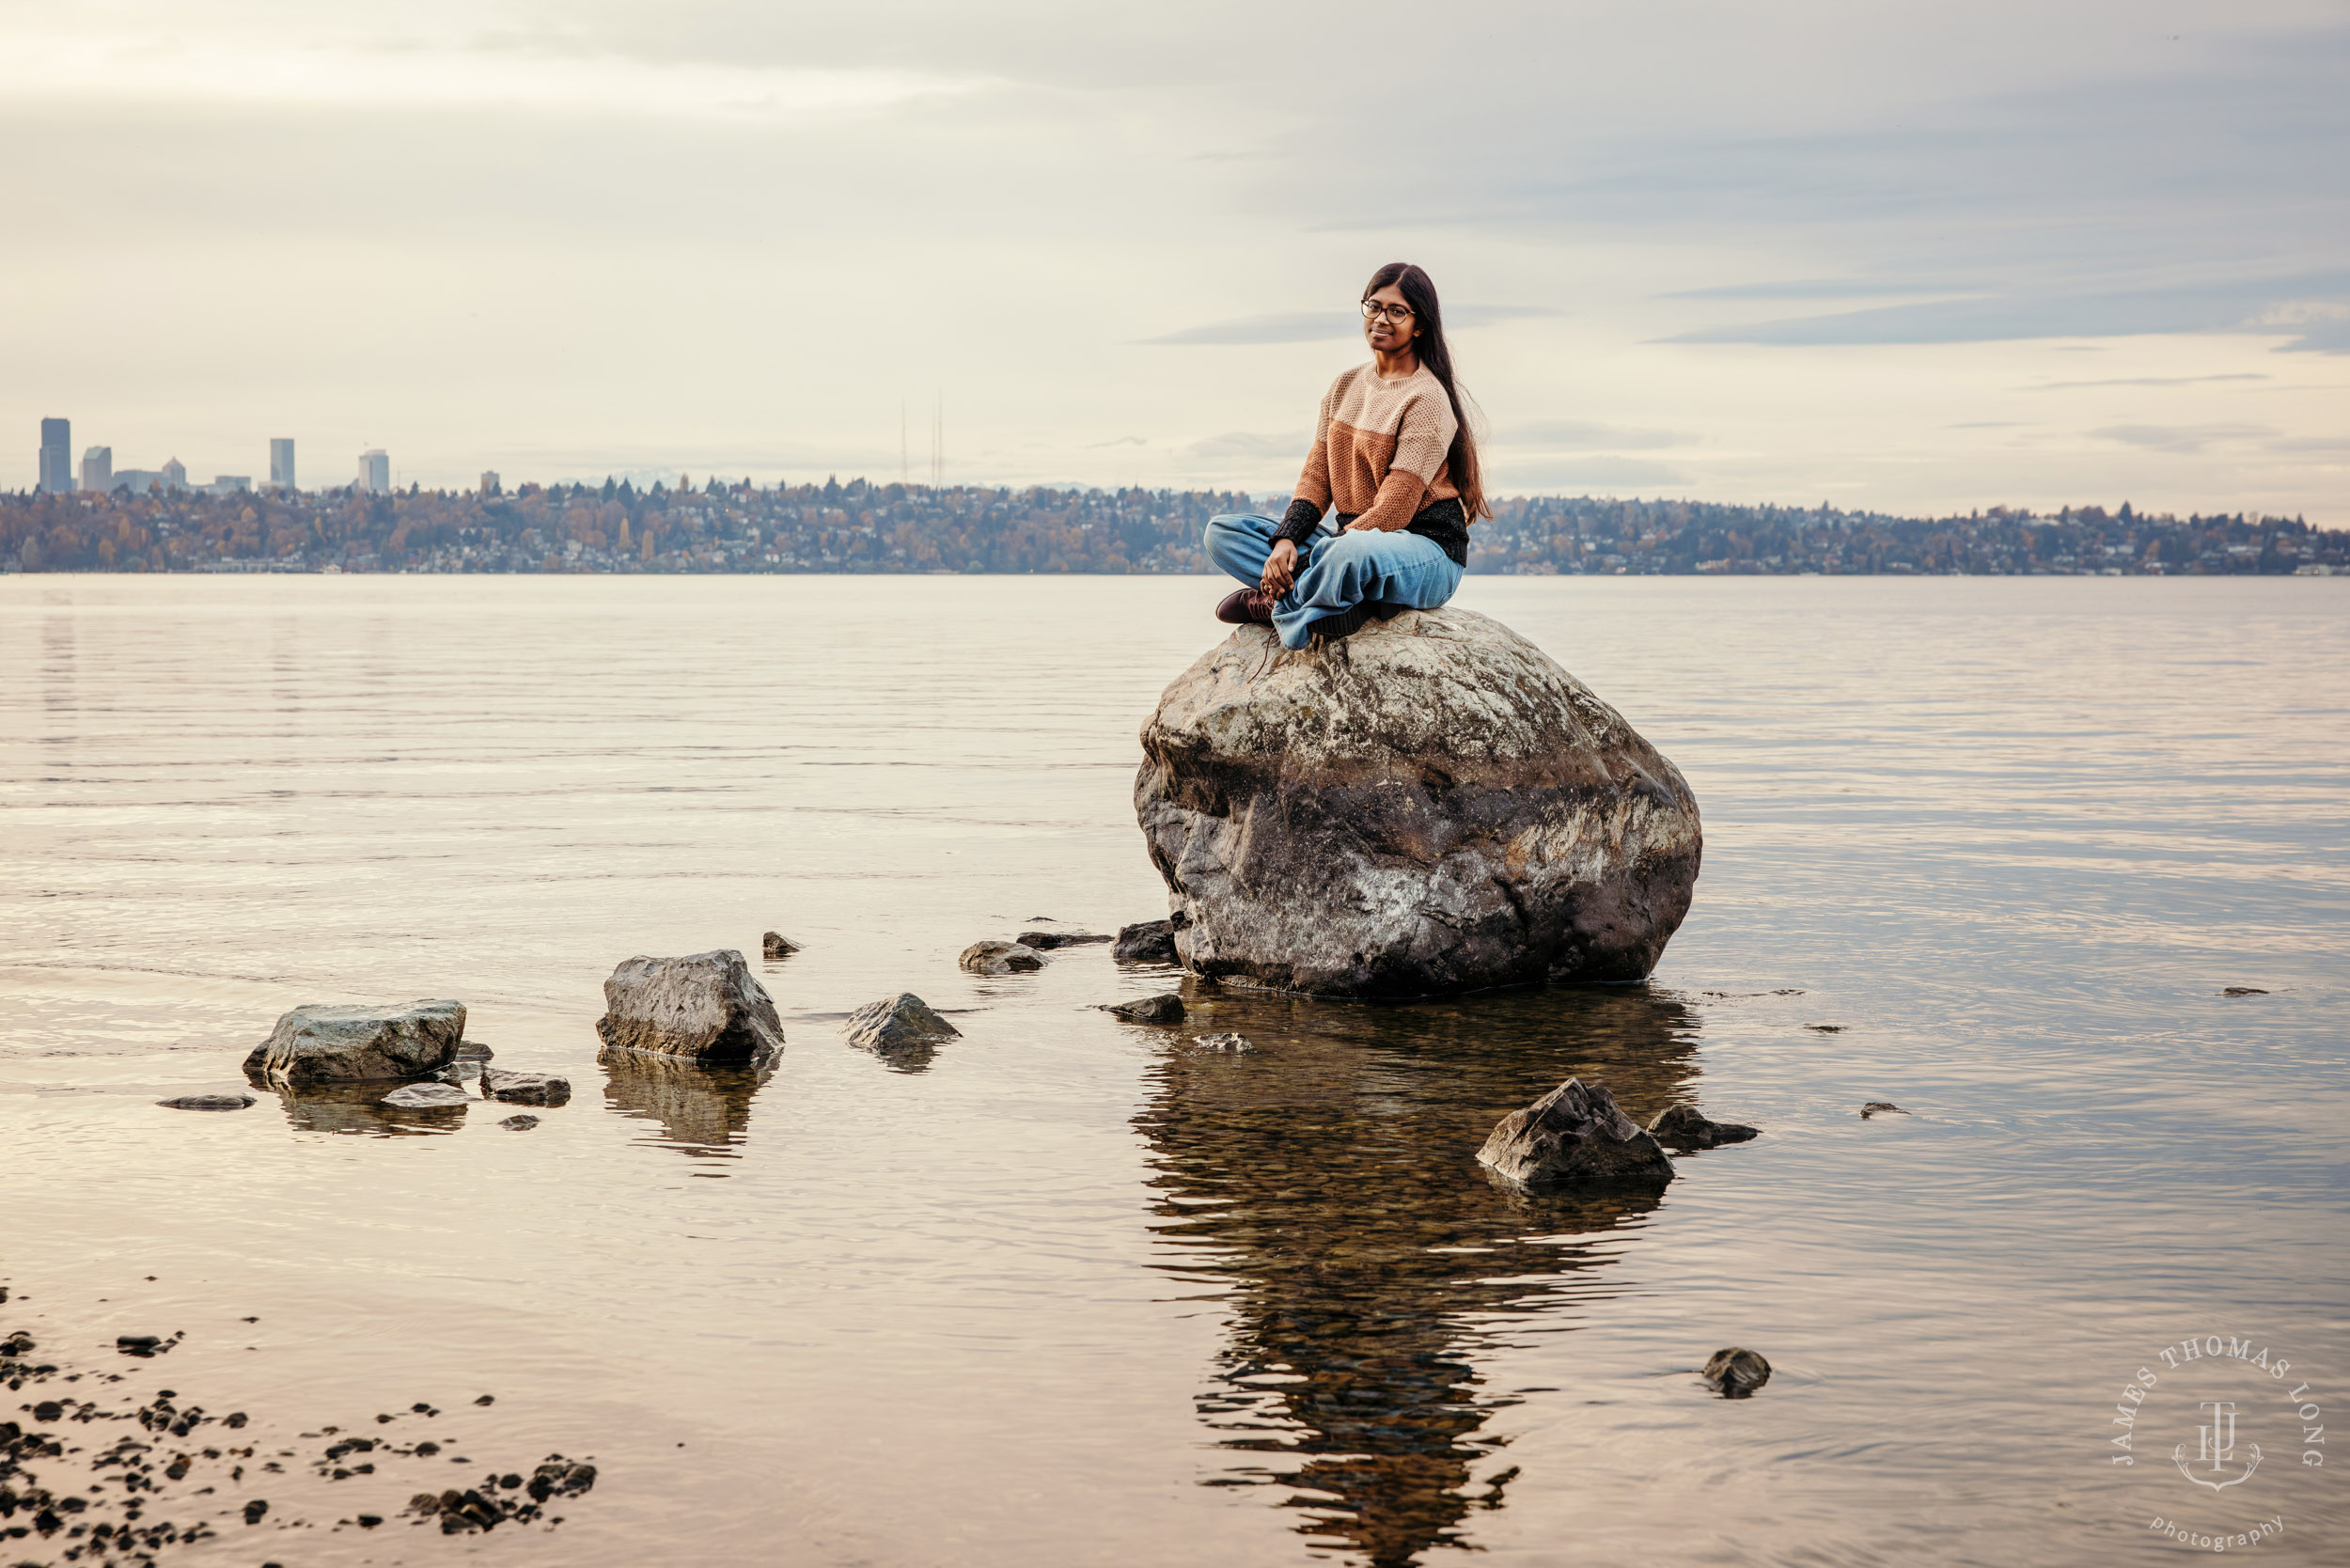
[1136,987,1699,1566]
[272,1082,468,1137]
[598,1048,772,1165]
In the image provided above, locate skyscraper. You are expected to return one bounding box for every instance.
[269,438,296,491]
[357,449,389,494]
[80,447,113,493]
[38,418,70,494]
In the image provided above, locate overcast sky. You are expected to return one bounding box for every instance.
[5,0,2344,518]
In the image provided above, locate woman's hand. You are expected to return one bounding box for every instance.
[1261,538,1298,595]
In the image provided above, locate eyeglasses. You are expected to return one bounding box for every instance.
[1361,300,1414,322]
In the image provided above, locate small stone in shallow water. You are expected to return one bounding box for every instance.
[1113,919,1181,964]
[380,1082,472,1109]
[1189,1032,1254,1053]
[1860,1101,1908,1118]
[156,1094,256,1111]
[2220,986,2268,996]
[959,941,1045,975]
[1477,1077,1675,1187]
[1647,1104,1761,1151]
[842,993,962,1051]
[1106,993,1184,1024]
[480,1068,571,1106]
[761,931,800,960]
[1018,930,1112,949]
[500,1114,540,1131]
[1805,1024,1845,1033]
[1701,1346,1771,1397]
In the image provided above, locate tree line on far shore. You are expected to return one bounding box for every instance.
[2,476,2339,577]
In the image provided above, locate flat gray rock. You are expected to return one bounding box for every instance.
[842,993,962,1051]
[1477,1077,1675,1186]
[1105,993,1184,1024]
[380,1081,472,1109]
[1017,930,1111,949]
[1136,609,1701,996]
[595,950,785,1067]
[157,1094,256,1111]
[481,1068,572,1106]
[243,1000,467,1085]
[959,941,1045,975]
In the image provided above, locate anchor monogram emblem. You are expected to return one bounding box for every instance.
[2173,1401,2262,1491]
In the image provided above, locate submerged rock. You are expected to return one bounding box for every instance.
[762,931,800,960]
[1113,918,1182,964]
[842,992,962,1051]
[1018,930,1112,949]
[1105,993,1185,1024]
[1135,609,1701,996]
[595,950,785,1067]
[1189,1032,1255,1053]
[157,1093,256,1111]
[381,1081,472,1109]
[2220,986,2268,996]
[481,1068,572,1106]
[959,940,1045,975]
[499,1114,540,1131]
[1647,1104,1761,1151]
[1477,1077,1675,1186]
[1701,1346,1771,1397]
[1860,1101,1908,1118]
[243,1000,467,1084]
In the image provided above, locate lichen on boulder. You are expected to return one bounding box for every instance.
[1134,609,1701,996]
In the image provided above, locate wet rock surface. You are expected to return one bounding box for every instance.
[1701,1346,1772,1397]
[480,1069,572,1106]
[155,1095,255,1112]
[1860,1101,1908,1118]
[1106,993,1185,1024]
[594,950,784,1067]
[1113,918,1182,964]
[1135,609,1702,996]
[1477,1077,1675,1187]
[1189,1032,1256,1054]
[1016,930,1111,949]
[841,993,962,1052]
[1,1274,603,1559]
[379,1082,471,1110]
[1646,1104,1761,1151]
[242,1001,466,1085]
[958,941,1044,975]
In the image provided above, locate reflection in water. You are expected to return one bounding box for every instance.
[598,1047,773,1164]
[1136,987,1700,1566]
[273,1082,470,1137]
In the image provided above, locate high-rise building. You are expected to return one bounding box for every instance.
[161,458,186,491]
[479,471,500,495]
[80,447,113,493]
[39,418,70,494]
[269,438,296,491]
[357,449,389,494]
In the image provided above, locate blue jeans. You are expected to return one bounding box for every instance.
[1203,513,1464,651]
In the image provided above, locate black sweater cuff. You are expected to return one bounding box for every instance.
[1275,497,1323,544]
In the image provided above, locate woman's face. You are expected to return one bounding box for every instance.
[1363,282,1418,357]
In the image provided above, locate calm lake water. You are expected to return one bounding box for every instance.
[2,573,2344,1566]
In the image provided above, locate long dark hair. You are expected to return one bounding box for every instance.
[1364,261,1488,520]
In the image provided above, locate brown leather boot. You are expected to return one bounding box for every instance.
[1214,588,1277,625]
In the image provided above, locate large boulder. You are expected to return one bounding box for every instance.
[1476,1077,1675,1187]
[1134,609,1700,996]
[243,1000,466,1084]
[595,950,785,1067]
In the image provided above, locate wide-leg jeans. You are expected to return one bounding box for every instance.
[1203,512,1464,651]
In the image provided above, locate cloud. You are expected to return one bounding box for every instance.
[2091,423,2276,455]
[1489,457,1690,491]
[1180,431,1306,462]
[1493,420,1684,450]
[1666,279,1975,300]
[1088,434,1148,447]
[2019,374,2271,391]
